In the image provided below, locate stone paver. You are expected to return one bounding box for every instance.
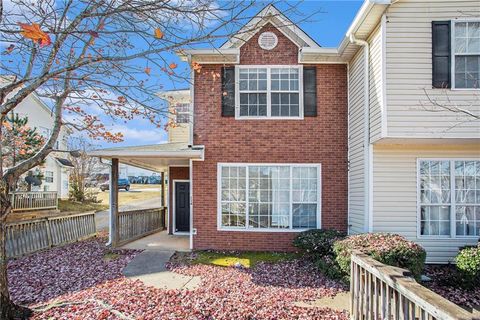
[123,250,200,290]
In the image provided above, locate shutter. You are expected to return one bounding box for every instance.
[432,21,451,88]
[303,67,317,116]
[221,66,235,117]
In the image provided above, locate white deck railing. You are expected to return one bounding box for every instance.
[350,252,474,320]
[11,191,58,211]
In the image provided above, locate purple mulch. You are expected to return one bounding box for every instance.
[8,238,349,319]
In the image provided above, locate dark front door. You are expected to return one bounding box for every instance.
[175,181,190,232]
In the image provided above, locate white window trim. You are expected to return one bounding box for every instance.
[174,103,191,124]
[45,170,54,183]
[234,65,304,120]
[451,18,480,91]
[217,163,321,232]
[416,158,480,239]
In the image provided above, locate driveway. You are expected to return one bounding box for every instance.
[95,197,162,231]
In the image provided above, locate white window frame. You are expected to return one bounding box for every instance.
[234,65,304,120]
[417,158,480,239]
[174,103,191,124]
[451,19,480,90]
[45,170,54,183]
[217,163,321,232]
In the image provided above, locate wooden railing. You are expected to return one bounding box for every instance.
[350,252,474,320]
[5,212,96,258]
[11,191,58,212]
[116,207,166,246]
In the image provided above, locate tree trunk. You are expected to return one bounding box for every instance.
[0,190,31,319]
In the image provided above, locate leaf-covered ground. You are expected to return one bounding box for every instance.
[423,265,480,309]
[8,238,349,319]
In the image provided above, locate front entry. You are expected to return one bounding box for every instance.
[174,181,190,233]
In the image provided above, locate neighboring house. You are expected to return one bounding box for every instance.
[7,90,73,199]
[91,1,480,263]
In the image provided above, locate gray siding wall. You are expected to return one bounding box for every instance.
[348,49,367,234]
[369,25,384,142]
[373,144,480,263]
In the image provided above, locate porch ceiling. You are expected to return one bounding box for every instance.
[88,142,203,172]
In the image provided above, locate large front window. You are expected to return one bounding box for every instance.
[453,21,480,89]
[419,159,480,237]
[236,66,303,118]
[219,164,320,230]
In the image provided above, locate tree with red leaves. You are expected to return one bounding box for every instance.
[0,0,275,317]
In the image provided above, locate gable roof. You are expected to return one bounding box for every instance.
[220,4,320,50]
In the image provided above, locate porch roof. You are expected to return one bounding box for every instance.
[88,142,203,172]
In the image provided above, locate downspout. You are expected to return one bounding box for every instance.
[349,34,372,233]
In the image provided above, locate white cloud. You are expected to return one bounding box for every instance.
[107,124,166,145]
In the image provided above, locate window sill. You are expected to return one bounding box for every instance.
[234,116,304,120]
[217,227,314,233]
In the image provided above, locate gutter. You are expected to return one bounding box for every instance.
[349,33,373,233]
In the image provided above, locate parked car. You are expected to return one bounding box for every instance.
[100,178,130,191]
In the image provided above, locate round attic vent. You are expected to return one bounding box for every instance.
[258,32,278,50]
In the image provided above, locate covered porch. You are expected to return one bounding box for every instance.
[89,142,204,249]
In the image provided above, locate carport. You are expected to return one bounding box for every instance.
[89,142,204,249]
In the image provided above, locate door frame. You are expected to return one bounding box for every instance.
[172,179,190,235]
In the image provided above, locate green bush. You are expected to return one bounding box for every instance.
[333,233,426,280]
[456,245,480,288]
[315,256,347,282]
[293,229,346,257]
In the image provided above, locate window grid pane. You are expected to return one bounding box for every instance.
[454,22,480,89]
[419,160,451,236]
[220,165,319,230]
[238,67,301,118]
[454,160,480,236]
[220,166,246,227]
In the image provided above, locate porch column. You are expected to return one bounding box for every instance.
[160,171,166,229]
[110,158,119,247]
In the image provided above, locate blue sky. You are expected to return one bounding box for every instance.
[97,0,364,148]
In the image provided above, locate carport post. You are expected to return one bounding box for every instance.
[160,171,166,229]
[110,158,120,247]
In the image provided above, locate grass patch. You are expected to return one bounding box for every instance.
[103,251,120,262]
[94,184,162,207]
[58,200,108,213]
[191,251,298,268]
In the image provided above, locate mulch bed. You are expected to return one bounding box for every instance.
[8,238,349,319]
[423,264,480,310]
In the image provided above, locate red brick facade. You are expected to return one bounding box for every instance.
[191,24,348,251]
[168,166,189,234]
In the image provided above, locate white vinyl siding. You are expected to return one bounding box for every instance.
[368,25,384,142]
[348,49,367,234]
[372,144,480,263]
[384,0,480,138]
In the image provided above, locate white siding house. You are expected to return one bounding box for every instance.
[8,91,73,199]
[345,0,480,263]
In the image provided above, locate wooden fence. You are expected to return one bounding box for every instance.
[5,212,96,258]
[116,207,166,246]
[11,191,58,212]
[350,252,475,320]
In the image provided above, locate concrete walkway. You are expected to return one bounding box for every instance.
[121,231,200,290]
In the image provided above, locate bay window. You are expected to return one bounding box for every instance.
[219,163,320,231]
[236,66,303,118]
[419,159,480,237]
[453,21,480,89]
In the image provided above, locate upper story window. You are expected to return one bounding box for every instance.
[453,21,480,89]
[236,66,303,119]
[174,103,190,124]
